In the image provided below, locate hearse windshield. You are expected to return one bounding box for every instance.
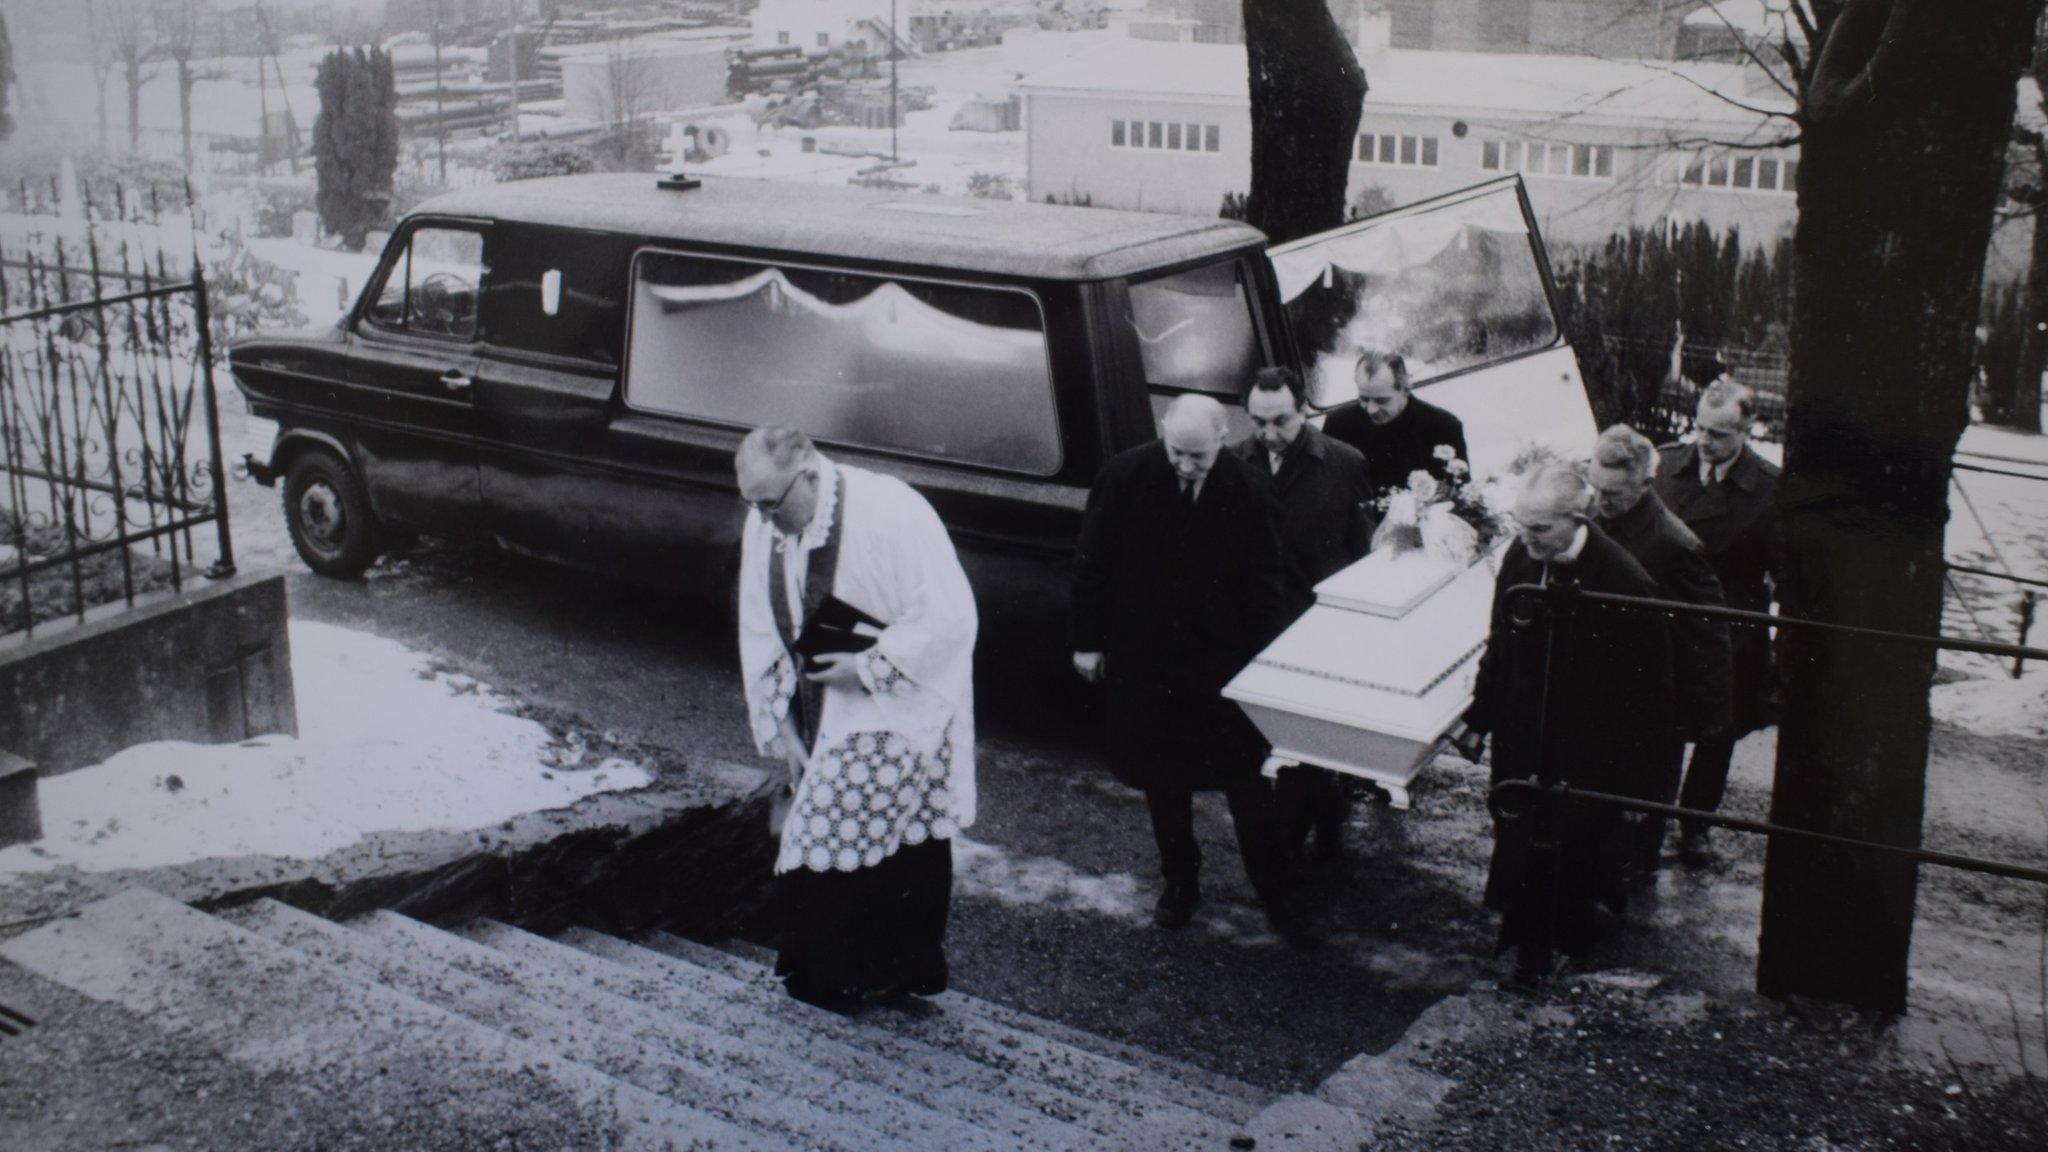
[1268,182,1560,410]
[1126,258,1263,398]
[624,251,1062,476]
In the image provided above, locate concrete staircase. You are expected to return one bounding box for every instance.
[0,889,1373,1150]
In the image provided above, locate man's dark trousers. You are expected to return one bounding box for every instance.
[1145,778,1293,907]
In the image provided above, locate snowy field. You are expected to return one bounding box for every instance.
[0,620,652,879]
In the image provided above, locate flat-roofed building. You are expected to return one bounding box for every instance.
[1016,34,1800,246]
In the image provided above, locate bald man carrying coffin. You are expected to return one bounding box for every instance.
[1071,395,1308,941]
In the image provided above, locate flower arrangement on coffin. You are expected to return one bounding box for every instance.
[1369,442,1566,568]
[1371,444,1502,567]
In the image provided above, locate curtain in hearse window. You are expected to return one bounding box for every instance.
[626,252,1062,476]
[1267,183,1559,410]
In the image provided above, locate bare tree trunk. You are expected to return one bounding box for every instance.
[124,53,143,153]
[177,58,195,170]
[1760,0,2040,1014]
[1240,0,1367,245]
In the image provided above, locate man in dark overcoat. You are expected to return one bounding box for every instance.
[1588,424,1731,877]
[1072,394,1302,935]
[1458,465,1676,985]
[1322,351,1469,502]
[1653,380,1781,867]
[1232,366,1376,862]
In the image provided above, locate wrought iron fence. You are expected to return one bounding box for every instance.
[1484,580,2048,993]
[0,231,234,637]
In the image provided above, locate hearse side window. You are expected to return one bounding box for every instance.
[363,226,485,341]
[626,252,1063,476]
[1127,259,1262,398]
[480,225,630,366]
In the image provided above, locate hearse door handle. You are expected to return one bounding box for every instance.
[440,369,473,396]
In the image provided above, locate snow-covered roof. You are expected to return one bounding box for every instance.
[418,173,1266,281]
[1017,40,1794,132]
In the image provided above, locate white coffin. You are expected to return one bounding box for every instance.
[1224,548,1499,808]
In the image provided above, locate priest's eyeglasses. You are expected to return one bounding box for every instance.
[743,470,809,515]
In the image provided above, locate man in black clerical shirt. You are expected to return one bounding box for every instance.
[1322,351,1469,502]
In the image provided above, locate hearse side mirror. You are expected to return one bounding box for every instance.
[541,269,562,317]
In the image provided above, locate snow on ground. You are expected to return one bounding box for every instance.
[1931,673,2048,740]
[0,620,651,879]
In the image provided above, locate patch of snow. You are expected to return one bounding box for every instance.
[0,620,651,879]
[1930,672,2048,740]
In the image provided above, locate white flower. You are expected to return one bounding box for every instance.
[1433,443,1458,462]
[1407,471,1442,505]
[1384,490,1420,527]
[1446,458,1470,478]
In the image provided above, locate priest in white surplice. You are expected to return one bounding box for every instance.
[735,426,978,1009]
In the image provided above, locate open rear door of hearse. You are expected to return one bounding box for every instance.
[1265,175,1597,477]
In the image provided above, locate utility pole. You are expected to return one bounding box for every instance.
[890,0,898,163]
[507,2,521,143]
[433,0,446,183]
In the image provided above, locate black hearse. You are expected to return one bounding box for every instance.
[233,173,1589,588]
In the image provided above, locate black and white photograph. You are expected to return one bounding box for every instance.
[0,1,2044,1148]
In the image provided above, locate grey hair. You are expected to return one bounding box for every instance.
[1698,378,1756,421]
[1592,424,1656,481]
[736,425,816,473]
[1354,349,1411,391]
[1522,462,1594,519]
[1161,393,1230,438]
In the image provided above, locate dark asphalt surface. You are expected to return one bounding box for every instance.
[280,532,1488,1093]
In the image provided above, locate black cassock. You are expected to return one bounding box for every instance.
[1466,528,1677,959]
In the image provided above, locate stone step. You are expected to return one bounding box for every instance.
[477,921,1128,1152]
[348,908,1024,1152]
[643,930,1266,1128]
[220,899,871,1152]
[553,925,1248,1151]
[0,889,780,1152]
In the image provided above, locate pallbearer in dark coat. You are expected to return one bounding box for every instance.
[1072,394,1304,937]
[1232,366,1376,862]
[1458,466,1676,985]
[1588,424,1732,877]
[1653,380,1781,867]
[1321,351,1469,502]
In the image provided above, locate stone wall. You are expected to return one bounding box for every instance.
[0,573,296,779]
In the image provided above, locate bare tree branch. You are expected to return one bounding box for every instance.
[1694,0,1803,105]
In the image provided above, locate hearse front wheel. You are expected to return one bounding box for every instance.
[283,450,379,578]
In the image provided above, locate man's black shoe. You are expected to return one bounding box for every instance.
[1267,903,1327,949]
[1678,829,1718,869]
[1154,880,1199,928]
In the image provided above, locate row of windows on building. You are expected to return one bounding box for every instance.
[1111,119,1223,153]
[1667,151,1798,194]
[1104,120,1796,196]
[1481,139,1617,181]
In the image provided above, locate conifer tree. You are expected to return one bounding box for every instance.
[312,46,399,252]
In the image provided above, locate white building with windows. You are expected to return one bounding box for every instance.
[1017,34,1801,246]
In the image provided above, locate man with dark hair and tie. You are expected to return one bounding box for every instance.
[1322,350,1469,502]
[1654,380,1781,867]
[1233,365,1376,863]
[1072,395,1308,939]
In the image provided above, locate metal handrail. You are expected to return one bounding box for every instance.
[1488,580,2048,890]
[1488,779,2048,886]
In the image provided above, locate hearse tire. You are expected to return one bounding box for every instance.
[283,450,379,579]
